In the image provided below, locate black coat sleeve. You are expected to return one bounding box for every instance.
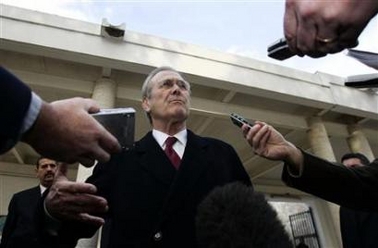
[282,151,378,211]
[0,66,32,154]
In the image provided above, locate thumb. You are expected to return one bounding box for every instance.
[55,162,69,182]
[81,98,101,114]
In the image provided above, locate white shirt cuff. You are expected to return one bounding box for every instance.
[21,92,42,134]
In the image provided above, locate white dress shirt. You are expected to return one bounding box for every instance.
[152,129,187,159]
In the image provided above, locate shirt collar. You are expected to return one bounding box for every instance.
[152,129,187,148]
[39,184,47,195]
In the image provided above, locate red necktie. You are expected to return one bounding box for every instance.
[164,137,181,169]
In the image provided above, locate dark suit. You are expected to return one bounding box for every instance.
[0,66,32,154]
[0,186,41,248]
[282,151,378,212]
[55,130,252,248]
[340,205,378,247]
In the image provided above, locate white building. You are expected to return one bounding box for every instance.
[1,4,377,247]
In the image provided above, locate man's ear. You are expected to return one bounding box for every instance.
[142,98,150,113]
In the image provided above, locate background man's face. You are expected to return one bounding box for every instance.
[342,158,364,168]
[143,70,191,123]
[36,158,58,187]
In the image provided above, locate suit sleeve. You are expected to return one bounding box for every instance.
[282,151,378,211]
[0,196,18,248]
[0,67,32,154]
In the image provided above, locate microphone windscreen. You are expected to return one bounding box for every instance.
[196,182,293,248]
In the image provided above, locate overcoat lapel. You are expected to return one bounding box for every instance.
[173,130,208,193]
[157,130,209,223]
[136,131,177,186]
[32,186,41,198]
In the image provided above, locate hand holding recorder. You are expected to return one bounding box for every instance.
[230,113,303,168]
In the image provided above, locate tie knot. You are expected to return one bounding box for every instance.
[165,136,177,148]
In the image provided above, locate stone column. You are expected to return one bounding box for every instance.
[307,117,341,247]
[76,77,116,248]
[347,125,375,162]
[307,117,336,162]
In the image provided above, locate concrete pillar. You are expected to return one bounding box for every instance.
[76,77,116,248]
[307,117,336,162]
[307,117,341,247]
[91,78,117,109]
[347,125,375,162]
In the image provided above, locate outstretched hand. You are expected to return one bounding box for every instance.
[242,121,303,169]
[44,163,108,227]
[23,97,121,167]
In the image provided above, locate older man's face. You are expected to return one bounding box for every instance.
[143,70,190,124]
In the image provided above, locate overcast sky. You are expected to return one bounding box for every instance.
[2,0,377,77]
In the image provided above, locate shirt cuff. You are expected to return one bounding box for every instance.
[21,92,42,134]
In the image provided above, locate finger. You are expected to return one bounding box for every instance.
[98,129,122,156]
[81,136,118,166]
[90,117,121,156]
[78,157,96,167]
[58,162,68,175]
[71,194,108,213]
[338,21,364,44]
[306,50,328,58]
[77,213,105,227]
[315,21,339,56]
[259,128,271,149]
[325,43,345,55]
[251,124,269,149]
[58,181,98,195]
[53,163,69,183]
[338,32,360,50]
[80,98,101,113]
[245,124,261,144]
[296,15,318,55]
[340,39,359,49]
[284,0,299,54]
[241,124,251,137]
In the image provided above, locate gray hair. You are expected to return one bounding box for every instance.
[141,66,182,99]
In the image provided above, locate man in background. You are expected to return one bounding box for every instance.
[0,157,58,248]
[339,153,378,248]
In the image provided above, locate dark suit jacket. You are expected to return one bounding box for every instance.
[56,130,252,248]
[0,66,32,154]
[0,186,41,248]
[340,206,378,248]
[282,151,378,211]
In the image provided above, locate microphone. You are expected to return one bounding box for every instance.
[196,182,293,248]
